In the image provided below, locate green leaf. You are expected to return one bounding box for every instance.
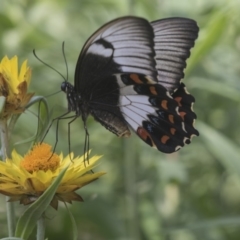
[64,203,78,240]
[7,96,50,146]
[197,121,240,174]
[10,96,50,147]
[186,9,228,74]
[191,77,240,101]
[25,96,50,143]
[15,166,69,239]
[0,238,23,240]
[168,216,240,232]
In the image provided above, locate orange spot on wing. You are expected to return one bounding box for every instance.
[150,86,157,95]
[137,127,155,147]
[137,127,149,140]
[170,128,176,135]
[168,115,174,123]
[161,100,168,110]
[179,111,186,120]
[161,135,170,144]
[130,74,143,84]
[174,97,182,106]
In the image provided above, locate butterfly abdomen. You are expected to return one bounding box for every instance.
[91,108,130,137]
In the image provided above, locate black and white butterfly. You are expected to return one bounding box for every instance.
[61,16,199,154]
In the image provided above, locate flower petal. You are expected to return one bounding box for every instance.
[0,143,105,206]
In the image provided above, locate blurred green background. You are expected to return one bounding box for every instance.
[1,0,240,239]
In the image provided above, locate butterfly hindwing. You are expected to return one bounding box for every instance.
[172,83,199,137]
[116,73,198,153]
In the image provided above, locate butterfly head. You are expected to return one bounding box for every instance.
[61,81,72,93]
[61,81,80,114]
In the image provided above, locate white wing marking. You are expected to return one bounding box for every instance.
[119,95,156,131]
[87,43,113,57]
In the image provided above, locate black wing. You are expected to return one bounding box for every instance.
[74,16,159,95]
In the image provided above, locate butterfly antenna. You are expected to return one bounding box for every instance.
[44,90,62,98]
[62,41,69,82]
[33,48,67,82]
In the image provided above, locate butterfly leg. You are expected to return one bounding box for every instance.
[82,117,90,165]
[41,111,76,158]
[67,115,78,160]
[41,111,71,144]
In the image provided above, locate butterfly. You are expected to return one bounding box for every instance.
[61,16,199,154]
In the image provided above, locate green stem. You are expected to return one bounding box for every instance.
[37,215,45,240]
[8,114,20,141]
[6,198,16,237]
[0,118,10,158]
[122,2,141,239]
[123,138,140,240]
[0,118,15,236]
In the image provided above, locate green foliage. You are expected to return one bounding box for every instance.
[1,0,240,239]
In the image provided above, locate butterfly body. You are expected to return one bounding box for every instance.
[62,16,199,153]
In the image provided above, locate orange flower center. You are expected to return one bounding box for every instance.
[20,143,60,173]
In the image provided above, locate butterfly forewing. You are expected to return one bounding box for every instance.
[66,16,199,154]
[74,17,159,94]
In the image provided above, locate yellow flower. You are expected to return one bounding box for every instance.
[0,143,105,209]
[0,56,34,118]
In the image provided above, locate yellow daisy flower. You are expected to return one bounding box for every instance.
[0,143,105,209]
[0,56,34,119]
